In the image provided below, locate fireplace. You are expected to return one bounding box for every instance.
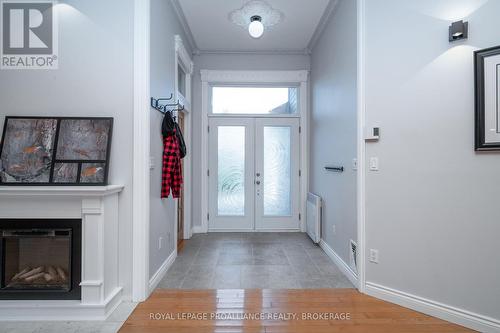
[0,219,81,300]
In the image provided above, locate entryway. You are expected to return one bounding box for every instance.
[208,117,300,231]
[157,233,354,289]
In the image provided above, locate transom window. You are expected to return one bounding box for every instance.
[211,86,298,115]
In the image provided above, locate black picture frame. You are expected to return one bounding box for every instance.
[474,45,500,151]
[0,116,113,186]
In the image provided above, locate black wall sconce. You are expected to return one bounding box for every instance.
[449,20,468,42]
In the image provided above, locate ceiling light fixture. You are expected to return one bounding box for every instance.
[248,15,264,39]
[229,0,284,39]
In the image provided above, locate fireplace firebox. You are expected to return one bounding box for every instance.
[0,219,81,300]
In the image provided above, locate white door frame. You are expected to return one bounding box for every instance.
[132,0,150,302]
[173,35,194,242]
[200,70,309,233]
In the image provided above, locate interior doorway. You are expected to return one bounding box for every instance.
[208,117,300,231]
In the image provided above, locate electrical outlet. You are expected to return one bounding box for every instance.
[332,225,336,234]
[352,158,358,170]
[369,249,379,263]
[150,156,155,170]
[158,237,163,250]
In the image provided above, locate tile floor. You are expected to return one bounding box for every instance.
[0,302,136,333]
[157,232,354,289]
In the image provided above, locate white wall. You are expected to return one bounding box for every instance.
[191,53,311,229]
[364,0,500,322]
[149,0,192,278]
[310,0,358,265]
[0,0,135,298]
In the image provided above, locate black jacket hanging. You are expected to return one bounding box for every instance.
[175,122,187,159]
[161,111,175,137]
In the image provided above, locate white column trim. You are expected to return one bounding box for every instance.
[356,0,367,294]
[132,0,150,302]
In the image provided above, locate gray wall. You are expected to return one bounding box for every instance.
[149,0,192,278]
[0,0,135,298]
[191,53,311,228]
[364,0,500,320]
[310,0,358,265]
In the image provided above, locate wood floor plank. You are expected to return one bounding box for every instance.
[118,289,475,333]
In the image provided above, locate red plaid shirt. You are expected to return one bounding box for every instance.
[161,131,183,198]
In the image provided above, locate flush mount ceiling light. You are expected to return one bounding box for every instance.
[449,20,468,42]
[248,15,264,39]
[229,0,284,39]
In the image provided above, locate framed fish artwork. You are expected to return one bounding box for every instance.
[475,45,500,150]
[0,117,113,185]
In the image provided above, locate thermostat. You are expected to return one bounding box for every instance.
[365,127,380,141]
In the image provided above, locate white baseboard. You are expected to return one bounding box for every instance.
[365,282,500,333]
[0,287,123,321]
[149,250,177,293]
[192,225,206,234]
[319,239,358,288]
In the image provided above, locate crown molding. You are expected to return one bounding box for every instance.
[170,0,199,54]
[196,48,310,56]
[307,0,340,53]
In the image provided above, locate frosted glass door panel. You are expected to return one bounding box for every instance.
[263,127,291,216]
[255,118,300,230]
[217,126,245,216]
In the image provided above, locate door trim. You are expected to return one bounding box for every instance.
[200,70,309,233]
[173,35,194,243]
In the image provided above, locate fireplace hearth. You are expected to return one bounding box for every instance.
[0,219,81,300]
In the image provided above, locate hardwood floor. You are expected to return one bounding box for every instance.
[119,289,474,333]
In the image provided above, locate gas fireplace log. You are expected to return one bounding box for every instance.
[25,272,46,282]
[18,266,44,280]
[47,266,58,280]
[43,273,54,282]
[12,267,31,281]
[56,267,67,282]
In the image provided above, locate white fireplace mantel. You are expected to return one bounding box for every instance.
[0,185,125,321]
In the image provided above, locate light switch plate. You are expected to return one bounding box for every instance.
[369,157,379,171]
[352,158,358,170]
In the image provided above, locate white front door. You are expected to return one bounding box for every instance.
[208,117,300,231]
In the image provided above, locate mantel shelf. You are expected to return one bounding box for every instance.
[0,185,124,197]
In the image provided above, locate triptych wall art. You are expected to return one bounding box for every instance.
[0,117,113,185]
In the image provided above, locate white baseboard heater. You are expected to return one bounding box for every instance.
[306,192,322,243]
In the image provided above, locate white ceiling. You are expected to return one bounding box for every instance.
[176,0,332,53]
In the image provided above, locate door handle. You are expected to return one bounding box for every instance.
[255,181,261,185]
[256,173,261,177]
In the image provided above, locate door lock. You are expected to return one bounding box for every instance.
[256,173,261,177]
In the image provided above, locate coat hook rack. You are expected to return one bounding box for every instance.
[150,93,184,116]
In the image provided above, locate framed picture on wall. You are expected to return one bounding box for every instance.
[0,117,113,185]
[475,45,500,151]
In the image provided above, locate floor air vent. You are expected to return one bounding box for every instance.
[350,239,358,273]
